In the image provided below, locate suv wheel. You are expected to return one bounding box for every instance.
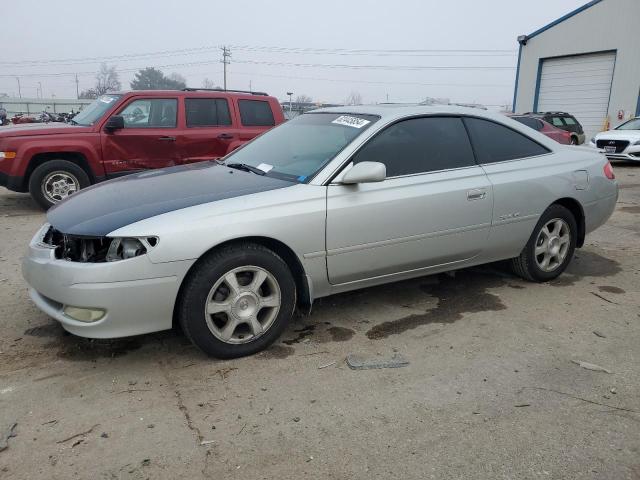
[29,160,90,210]
[178,243,296,358]
[510,204,577,282]
[570,136,579,145]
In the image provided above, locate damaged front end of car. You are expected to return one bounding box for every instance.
[39,224,157,262]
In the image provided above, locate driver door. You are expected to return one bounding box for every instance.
[101,97,180,176]
[326,116,492,285]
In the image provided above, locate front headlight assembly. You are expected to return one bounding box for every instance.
[106,237,151,262]
[39,224,159,262]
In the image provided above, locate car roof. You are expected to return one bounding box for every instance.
[310,103,508,123]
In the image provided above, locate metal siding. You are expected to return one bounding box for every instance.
[514,0,640,130]
[537,51,616,138]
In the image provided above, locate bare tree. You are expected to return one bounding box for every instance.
[94,63,121,96]
[344,91,363,106]
[202,78,220,89]
[295,94,312,104]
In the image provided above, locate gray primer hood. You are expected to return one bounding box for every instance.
[47,162,294,236]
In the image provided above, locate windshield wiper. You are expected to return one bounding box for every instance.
[226,163,266,176]
[70,119,78,125]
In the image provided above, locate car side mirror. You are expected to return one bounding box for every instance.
[340,161,386,184]
[104,115,125,132]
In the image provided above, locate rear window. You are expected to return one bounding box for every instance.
[463,117,550,164]
[238,100,275,126]
[185,98,232,127]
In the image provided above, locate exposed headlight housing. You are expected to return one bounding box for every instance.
[39,225,158,262]
[106,238,148,262]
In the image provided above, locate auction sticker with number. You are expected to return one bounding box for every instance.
[331,115,371,129]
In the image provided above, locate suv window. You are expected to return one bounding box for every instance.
[352,116,475,177]
[563,117,577,125]
[185,98,231,127]
[120,99,177,128]
[549,117,564,127]
[463,117,550,163]
[238,100,275,126]
[512,116,543,131]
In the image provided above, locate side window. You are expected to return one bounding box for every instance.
[550,117,564,127]
[563,117,577,125]
[119,99,177,128]
[238,100,275,126]
[185,98,232,127]
[351,117,476,177]
[464,117,550,164]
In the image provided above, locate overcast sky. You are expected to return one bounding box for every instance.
[1,0,587,107]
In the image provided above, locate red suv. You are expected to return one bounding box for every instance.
[0,89,284,209]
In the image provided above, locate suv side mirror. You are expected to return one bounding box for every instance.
[104,115,125,132]
[340,161,386,184]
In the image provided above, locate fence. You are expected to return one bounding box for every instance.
[0,97,93,116]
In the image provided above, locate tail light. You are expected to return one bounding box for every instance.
[603,161,615,180]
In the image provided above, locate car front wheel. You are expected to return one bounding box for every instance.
[178,243,296,358]
[511,204,577,282]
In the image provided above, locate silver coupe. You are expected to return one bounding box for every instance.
[22,105,618,358]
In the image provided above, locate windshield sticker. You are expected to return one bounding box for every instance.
[331,115,371,129]
[257,163,274,173]
[297,175,307,182]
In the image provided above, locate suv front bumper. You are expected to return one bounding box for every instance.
[22,226,194,338]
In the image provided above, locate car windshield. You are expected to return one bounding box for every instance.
[615,118,640,130]
[72,94,121,126]
[222,112,378,182]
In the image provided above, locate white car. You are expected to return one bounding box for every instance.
[589,117,640,161]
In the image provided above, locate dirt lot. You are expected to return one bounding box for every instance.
[0,166,639,480]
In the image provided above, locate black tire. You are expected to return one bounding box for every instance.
[510,204,577,282]
[570,136,579,145]
[28,160,91,210]
[178,243,296,359]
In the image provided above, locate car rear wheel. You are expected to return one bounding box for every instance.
[28,160,90,210]
[511,204,577,282]
[178,243,296,358]
[570,136,579,145]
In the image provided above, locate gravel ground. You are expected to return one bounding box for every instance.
[0,165,639,480]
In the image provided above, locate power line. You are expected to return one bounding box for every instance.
[234,60,515,71]
[0,44,517,67]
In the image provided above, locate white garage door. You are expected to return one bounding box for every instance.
[537,51,616,139]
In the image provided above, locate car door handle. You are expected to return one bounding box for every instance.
[217,133,234,140]
[158,136,176,141]
[467,189,487,201]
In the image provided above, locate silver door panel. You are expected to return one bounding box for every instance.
[326,166,492,285]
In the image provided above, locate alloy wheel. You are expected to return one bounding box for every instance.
[204,266,281,344]
[534,218,571,272]
[42,171,79,203]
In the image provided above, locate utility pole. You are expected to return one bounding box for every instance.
[75,74,80,99]
[16,77,21,98]
[221,46,231,90]
[287,92,293,114]
[38,82,43,99]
